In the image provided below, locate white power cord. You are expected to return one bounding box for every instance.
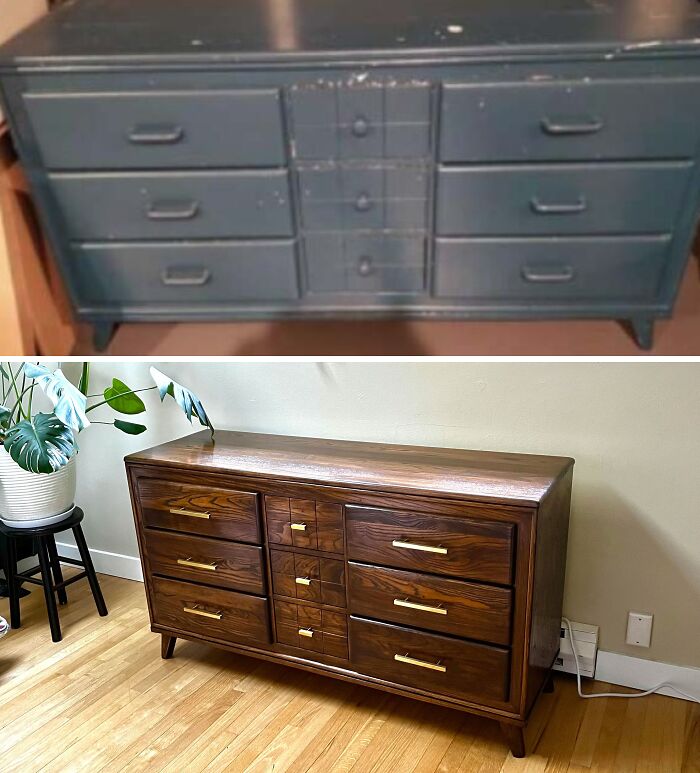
[562,617,700,704]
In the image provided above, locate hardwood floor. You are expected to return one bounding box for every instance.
[0,573,698,772]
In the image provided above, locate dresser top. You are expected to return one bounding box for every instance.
[2,0,700,67]
[126,430,573,506]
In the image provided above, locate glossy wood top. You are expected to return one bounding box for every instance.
[125,430,573,506]
[2,0,700,67]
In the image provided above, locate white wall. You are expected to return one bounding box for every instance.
[70,362,700,669]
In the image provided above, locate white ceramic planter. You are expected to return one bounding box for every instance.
[0,448,76,528]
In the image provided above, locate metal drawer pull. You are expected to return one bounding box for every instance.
[290,522,307,532]
[395,654,447,673]
[394,598,447,615]
[299,628,314,638]
[146,200,200,220]
[358,256,374,277]
[183,605,222,620]
[541,116,604,135]
[530,196,587,215]
[392,539,448,555]
[170,508,210,519]
[354,192,373,212]
[521,265,575,284]
[161,267,212,287]
[127,124,184,144]
[295,577,311,586]
[351,116,370,137]
[177,558,217,571]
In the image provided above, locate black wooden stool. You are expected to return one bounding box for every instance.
[0,507,108,642]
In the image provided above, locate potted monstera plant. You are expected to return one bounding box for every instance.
[0,363,214,528]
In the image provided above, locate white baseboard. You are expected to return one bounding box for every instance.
[56,542,143,582]
[595,650,700,702]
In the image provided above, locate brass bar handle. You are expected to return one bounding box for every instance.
[183,606,222,621]
[177,558,217,571]
[541,116,604,136]
[392,539,447,555]
[393,598,447,615]
[299,628,314,638]
[127,123,185,144]
[290,522,307,532]
[295,577,311,586]
[170,508,210,519]
[394,653,446,673]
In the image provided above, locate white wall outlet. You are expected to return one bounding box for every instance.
[626,612,653,647]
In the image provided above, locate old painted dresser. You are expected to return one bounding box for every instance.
[125,430,574,757]
[3,1,700,350]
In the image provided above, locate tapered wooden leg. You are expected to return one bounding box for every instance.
[624,317,654,350]
[93,321,116,352]
[543,672,555,693]
[500,722,526,758]
[47,536,68,605]
[161,634,176,659]
[37,537,62,642]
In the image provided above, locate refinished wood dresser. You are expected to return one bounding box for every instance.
[125,430,574,757]
[2,1,700,350]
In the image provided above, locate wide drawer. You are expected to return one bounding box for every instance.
[433,235,671,302]
[136,476,261,544]
[436,163,691,236]
[143,529,266,595]
[348,563,512,645]
[24,89,286,169]
[350,617,509,704]
[265,497,344,554]
[271,548,346,608]
[275,599,348,659]
[440,79,700,162]
[346,506,514,585]
[50,170,294,240]
[151,576,271,646]
[70,241,299,307]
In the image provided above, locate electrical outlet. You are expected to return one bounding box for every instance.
[626,612,653,647]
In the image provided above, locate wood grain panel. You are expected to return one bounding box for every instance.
[271,548,346,607]
[275,599,348,659]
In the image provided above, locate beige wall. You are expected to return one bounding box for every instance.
[70,362,700,669]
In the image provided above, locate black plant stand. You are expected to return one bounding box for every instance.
[0,507,108,642]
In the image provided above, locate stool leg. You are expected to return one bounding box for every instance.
[37,537,62,642]
[72,524,107,616]
[7,538,20,629]
[47,536,68,605]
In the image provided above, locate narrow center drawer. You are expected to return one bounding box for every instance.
[143,529,266,595]
[346,505,514,585]
[275,599,348,660]
[348,563,512,645]
[271,548,346,608]
[136,476,261,544]
[265,497,344,554]
[151,576,271,646]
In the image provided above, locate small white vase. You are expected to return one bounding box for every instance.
[0,448,76,528]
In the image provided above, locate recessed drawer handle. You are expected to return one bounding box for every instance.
[295,576,312,586]
[127,124,185,144]
[392,539,447,555]
[395,653,447,673]
[530,196,587,215]
[177,558,217,571]
[146,200,200,220]
[161,268,212,287]
[299,628,314,638]
[394,598,447,615]
[169,508,210,519]
[521,265,576,284]
[541,116,604,135]
[290,522,307,532]
[183,605,222,620]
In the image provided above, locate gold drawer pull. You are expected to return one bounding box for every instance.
[295,577,311,586]
[394,598,447,615]
[183,605,222,621]
[298,628,314,638]
[177,558,217,571]
[290,522,307,532]
[392,539,447,555]
[170,508,210,520]
[394,653,446,673]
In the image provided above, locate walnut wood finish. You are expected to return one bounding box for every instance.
[347,562,512,645]
[274,599,349,660]
[265,496,344,553]
[271,548,345,608]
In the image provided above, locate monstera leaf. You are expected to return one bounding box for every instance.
[0,405,10,429]
[150,367,214,442]
[103,379,146,415]
[23,363,89,432]
[4,413,75,473]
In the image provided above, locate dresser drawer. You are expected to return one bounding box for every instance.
[151,576,271,646]
[434,235,670,303]
[70,241,299,307]
[305,233,426,294]
[271,549,346,608]
[346,506,514,585]
[348,563,512,645]
[136,477,261,544]
[436,162,691,236]
[275,599,348,659]
[24,89,286,169]
[350,618,509,704]
[440,79,700,162]
[265,497,344,554]
[50,170,294,240]
[143,529,266,595]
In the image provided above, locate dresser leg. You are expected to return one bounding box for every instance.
[161,634,177,659]
[500,722,526,758]
[625,317,655,350]
[543,672,555,693]
[93,321,116,352]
